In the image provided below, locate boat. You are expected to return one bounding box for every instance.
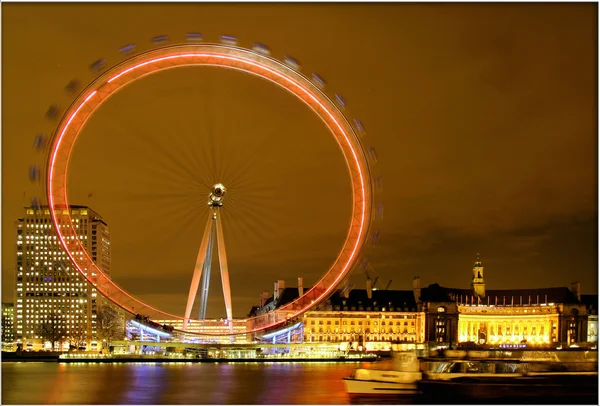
[422,358,525,381]
[418,357,598,403]
[343,351,422,398]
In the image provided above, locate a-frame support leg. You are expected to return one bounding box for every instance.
[183,210,215,331]
[215,212,234,334]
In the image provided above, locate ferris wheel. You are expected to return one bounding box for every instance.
[30,35,383,335]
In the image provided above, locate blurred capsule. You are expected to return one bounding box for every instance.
[220,35,238,45]
[358,257,370,270]
[64,80,80,95]
[374,175,382,190]
[152,35,169,43]
[119,44,136,54]
[34,133,46,150]
[371,229,381,246]
[186,32,203,41]
[90,58,106,72]
[353,118,365,134]
[283,56,300,70]
[376,202,384,220]
[30,196,41,210]
[311,73,326,89]
[335,94,346,109]
[252,43,270,55]
[368,147,378,163]
[29,164,40,182]
[45,105,59,120]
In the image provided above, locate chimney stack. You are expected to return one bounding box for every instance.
[298,277,304,297]
[343,286,350,298]
[570,281,581,302]
[274,281,280,301]
[413,277,422,304]
[260,291,270,307]
[367,279,373,299]
[277,280,285,300]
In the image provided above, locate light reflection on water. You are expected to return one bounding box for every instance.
[2,361,382,404]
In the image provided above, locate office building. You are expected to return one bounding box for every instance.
[2,302,15,343]
[15,206,110,350]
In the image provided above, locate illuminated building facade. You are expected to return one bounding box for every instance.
[251,257,596,349]
[582,294,598,343]
[2,303,15,343]
[250,281,426,350]
[301,291,424,346]
[14,206,111,349]
[417,256,593,347]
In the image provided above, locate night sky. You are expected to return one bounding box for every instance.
[2,3,597,318]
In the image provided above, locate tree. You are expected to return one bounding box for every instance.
[95,305,124,350]
[35,313,66,351]
[68,327,88,350]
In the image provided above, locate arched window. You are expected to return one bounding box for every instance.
[569,309,580,344]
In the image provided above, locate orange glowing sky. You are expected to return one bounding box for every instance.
[2,3,597,318]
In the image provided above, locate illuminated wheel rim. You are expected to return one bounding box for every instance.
[46,43,374,335]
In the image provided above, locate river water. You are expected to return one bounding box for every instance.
[2,360,383,404]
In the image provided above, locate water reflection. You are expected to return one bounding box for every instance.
[6,361,590,405]
[121,364,169,404]
[2,361,364,404]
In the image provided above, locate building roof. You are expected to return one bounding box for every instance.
[249,287,417,316]
[421,283,581,304]
[328,289,417,310]
[581,294,598,314]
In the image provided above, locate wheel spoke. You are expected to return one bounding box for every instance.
[46,43,373,335]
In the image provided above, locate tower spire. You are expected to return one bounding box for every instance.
[471,253,486,298]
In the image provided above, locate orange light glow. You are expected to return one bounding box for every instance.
[47,44,373,335]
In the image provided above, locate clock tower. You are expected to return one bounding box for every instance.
[471,253,486,298]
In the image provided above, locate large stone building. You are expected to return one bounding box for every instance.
[14,206,111,350]
[249,279,427,350]
[250,257,597,349]
[414,256,593,347]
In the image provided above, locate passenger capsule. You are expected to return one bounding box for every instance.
[311,73,326,89]
[45,105,59,120]
[89,59,106,71]
[252,43,270,55]
[353,118,365,134]
[119,44,136,54]
[368,147,378,163]
[283,56,300,70]
[358,257,370,270]
[186,32,203,41]
[371,229,380,246]
[30,196,41,210]
[34,133,46,150]
[376,202,384,220]
[29,165,40,182]
[335,94,346,109]
[220,35,238,45]
[152,35,169,43]
[64,80,80,95]
[374,175,382,190]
